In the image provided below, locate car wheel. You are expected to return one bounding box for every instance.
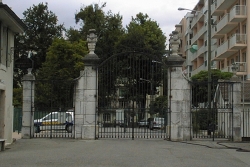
[66,125,73,133]
[34,126,40,133]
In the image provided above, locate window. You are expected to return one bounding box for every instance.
[44,113,58,120]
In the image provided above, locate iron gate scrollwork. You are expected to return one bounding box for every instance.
[97,51,169,139]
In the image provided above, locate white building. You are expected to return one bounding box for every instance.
[0,2,26,144]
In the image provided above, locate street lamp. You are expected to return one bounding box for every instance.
[178,0,212,110]
[140,78,153,103]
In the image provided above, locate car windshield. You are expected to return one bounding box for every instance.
[43,113,58,120]
[155,118,164,122]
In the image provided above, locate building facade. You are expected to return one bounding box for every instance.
[175,0,249,79]
[0,2,26,144]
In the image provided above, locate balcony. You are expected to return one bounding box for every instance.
[185,29,193,36]
[196,45,206,58]
[221,64,247,75]
[191,26,206,45]
[212,14,238,38]
[191,7,205,29]
[229,34,247,50]
[191,63,206,76]
[215,40,237,59]
[229,5,247,22]
[211,0,237,16]
[211,49,220,61]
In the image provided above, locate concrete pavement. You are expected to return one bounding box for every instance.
[11,132,250,152]
[1,136,250,167]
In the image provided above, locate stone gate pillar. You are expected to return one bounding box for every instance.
[230,74,242,142]
[167,31,191,141]
[75,29,99,139]
[21,69,35,139]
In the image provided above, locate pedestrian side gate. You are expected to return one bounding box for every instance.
[32,80,75,138]
[191,81,234,140]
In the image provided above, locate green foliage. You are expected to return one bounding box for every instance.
[14,2,65,76]
[150,95,168,116]
[191,69,233,82]
[113,13,166,107]
[13,88,22,107]
[116,13,166,56]
[70,3,125,61]
[191,69,233,106]
[34,38,88,109]
[37,38,87,80]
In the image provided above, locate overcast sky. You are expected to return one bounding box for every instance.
[6,0,198,41]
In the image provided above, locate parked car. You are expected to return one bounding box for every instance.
[149,117,165,130]
[34,109,74,133]
[138,119,149,128]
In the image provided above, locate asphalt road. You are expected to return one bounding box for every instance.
[0,138,250,167]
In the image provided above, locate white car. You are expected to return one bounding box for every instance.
[34,109,74,133]
[149,117,165,130]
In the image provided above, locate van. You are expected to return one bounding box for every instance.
[34,109,74,133]
[149,117,165,130]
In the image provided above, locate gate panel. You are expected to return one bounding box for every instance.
[97,52,169,139]
[191,81,233,140]
[33,80,75,138]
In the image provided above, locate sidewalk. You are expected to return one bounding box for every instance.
[183,139,250,152]
[12,131,21,143]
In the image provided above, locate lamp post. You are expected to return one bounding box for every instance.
[178,0,212,110]
[140,78,153,106]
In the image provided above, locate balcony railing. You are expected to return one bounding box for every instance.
[191,26,206,45]
[216,14,229,32]
[197,45,206,57]
[191,63,206,76]
[217,40,229,56]
[191,7,205,28]
[229,5,247,22]
[216,0,237,10]
[229,34,247,50]
[221,63,247,73]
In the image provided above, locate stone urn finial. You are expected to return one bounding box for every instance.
[87,29,97,54]
[169,31,180,56]
[166,31,184,67]
[83,29,100,65]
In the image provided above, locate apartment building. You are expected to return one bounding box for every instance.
[175,0,249,79]
[173,0,250,110]
[0,2,26,144]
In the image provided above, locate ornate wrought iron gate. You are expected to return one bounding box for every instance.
[96,52,169,139]
[191,81,234,140]
[32,80,75,138]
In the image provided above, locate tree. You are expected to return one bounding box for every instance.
[68,2,125,61]
[190,69,233,107]
[14,2,65,76]
[113,13,167,118]
[191,69,233,82]
[34,38,88,109]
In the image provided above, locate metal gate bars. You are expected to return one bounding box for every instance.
[32,80,75,138]
[96,51,169,139]
[191,81,234,140]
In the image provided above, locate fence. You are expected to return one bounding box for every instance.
[242,109,250,139]
[13,108,22,133]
